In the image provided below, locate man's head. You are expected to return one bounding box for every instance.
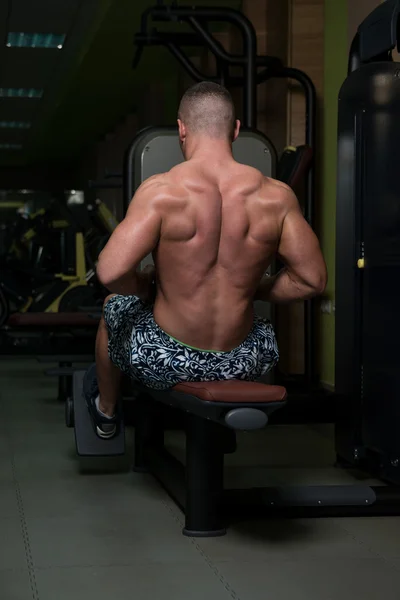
[177,82,240,154]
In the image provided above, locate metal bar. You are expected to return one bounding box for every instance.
[257,64,317,386]
[255,55,284,69]
[224,485,400,519]
[134,31,203,47]
[148,7,258,128]
[165,42,219,83]
[185,15,256,128]
[57,361,71,402]
[284,67,316,387]
[184,415,226,536]
[133,395,164,472]
[186,16,238,65]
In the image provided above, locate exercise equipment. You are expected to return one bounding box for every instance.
[70,114,400,536]
[0,311,99,357]
[41,355,95,403]
[0,231,92,313]
[69,2,400,535]
[0,191,115,322]
[70,373,400,536]
[131,383,400,535]
[335,0,400,484]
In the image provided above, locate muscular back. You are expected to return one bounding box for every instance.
[152,160,284,350]
[98,153,325,352]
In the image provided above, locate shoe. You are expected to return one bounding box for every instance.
[83,363,118,439]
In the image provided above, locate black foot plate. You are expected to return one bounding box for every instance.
[73,370,125,457]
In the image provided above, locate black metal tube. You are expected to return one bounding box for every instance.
[284,67,316,386]
[216,59,227,86]
[257,65,317,385]
[60,230,67,274]
[57,362,71,402]
[165,42,220,83]
[133,395,164,472]
[186,16,238,65]
[255,55,284,69]
[185,15,257,128]
[227,69,284,87]
[149,7,258,128]
[257,66,316,182]
[184,415,226,536]
[134,31,204,47]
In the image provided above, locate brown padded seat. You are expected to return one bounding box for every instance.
[7,312,100,327]
[173,380,287,404]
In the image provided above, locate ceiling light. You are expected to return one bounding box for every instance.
[0,144,22,150]
[7,32,66,49]
[0,121,31,129]
[0,88,43,98]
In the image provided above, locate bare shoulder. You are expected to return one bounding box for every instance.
[132,173,185,204]
[136,173,169,195]
[261,177,298,213]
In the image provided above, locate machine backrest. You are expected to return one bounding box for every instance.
[124,126,276,205]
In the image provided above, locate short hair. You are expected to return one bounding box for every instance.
[178,81,236,140]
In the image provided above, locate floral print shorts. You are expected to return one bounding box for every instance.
[104,294,279,390]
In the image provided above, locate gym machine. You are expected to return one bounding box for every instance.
[0,194,96,324]
[68,4,400,536]
[0,192,112,357]
[0,190,118,327]
[335,0,400,485]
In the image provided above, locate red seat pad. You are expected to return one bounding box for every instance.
[172,380,287,403]
[7,312,100,327]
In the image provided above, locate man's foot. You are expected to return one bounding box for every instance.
[83,364,119,439]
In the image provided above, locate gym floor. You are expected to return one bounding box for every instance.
[2,359,400,600]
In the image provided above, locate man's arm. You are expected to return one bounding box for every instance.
[96,177,163,297]
[256,186,327,303]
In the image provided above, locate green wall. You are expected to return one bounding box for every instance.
[320,0,348,386]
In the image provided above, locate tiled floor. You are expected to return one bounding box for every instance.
[1,358,400,599]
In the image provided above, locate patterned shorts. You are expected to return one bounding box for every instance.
[104,295,279,390]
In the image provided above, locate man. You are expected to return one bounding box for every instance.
[85,81,327,439]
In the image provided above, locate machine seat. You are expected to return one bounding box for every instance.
[173,380,287,404]
[7,312,100,327]
[143,380,288,430]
